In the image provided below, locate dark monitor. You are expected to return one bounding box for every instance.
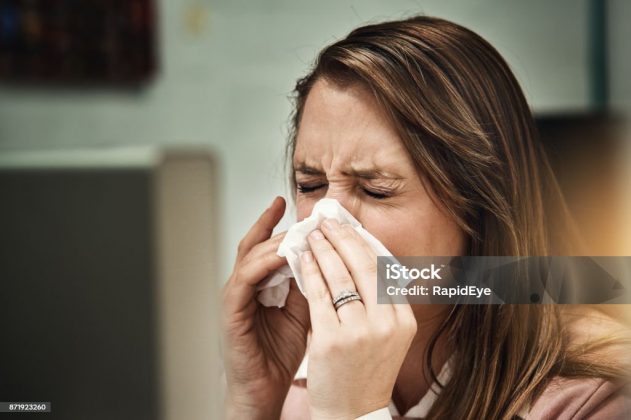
[0,148,221,420]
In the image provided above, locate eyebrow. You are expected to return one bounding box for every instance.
[293,163,404,180]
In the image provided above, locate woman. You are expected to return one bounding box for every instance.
[222,16,630,419]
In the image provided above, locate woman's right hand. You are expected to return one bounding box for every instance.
[222,196,310,420]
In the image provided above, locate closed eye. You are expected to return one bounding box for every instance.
[362,188,389,199]
[297,183,391,200]
[297,183,326,194]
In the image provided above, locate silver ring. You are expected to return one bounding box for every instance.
[332,290,362,310]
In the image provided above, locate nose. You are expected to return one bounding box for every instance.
[324,189,362,222]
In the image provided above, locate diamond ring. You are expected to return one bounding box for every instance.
[332,290,362,310]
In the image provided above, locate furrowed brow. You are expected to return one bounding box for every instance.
[345,167,404,180]
[294,162,404,180]
[293,163,325,175]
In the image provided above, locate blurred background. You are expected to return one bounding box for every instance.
[0,1,629,419]
[1,0,630,275]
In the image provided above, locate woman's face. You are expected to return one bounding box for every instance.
[293,78,466,257]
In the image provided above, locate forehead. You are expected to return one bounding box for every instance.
[293,78,412,171]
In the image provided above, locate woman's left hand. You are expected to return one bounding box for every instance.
[300,218,418,420]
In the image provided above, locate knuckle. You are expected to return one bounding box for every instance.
[374,322,396,340]
[341,223,356,234]
[302,262,319,278]
[248,241,265,256]
[261,252,275,265]
[365,262,378,277]
[336,224,353,239]
[321,248,339,260]
[402,318,418,338]
[348,327,371,346]
[331,274,353,286]
[404,313,418,330]
[240,254,252,265]
[308,286,331,303]
[273,231,287,241]
[302,264,316,276]
[262,253,282,270]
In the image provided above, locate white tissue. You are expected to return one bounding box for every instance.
[256,198,394,307]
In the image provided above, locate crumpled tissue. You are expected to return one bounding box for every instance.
[256,198,395,307]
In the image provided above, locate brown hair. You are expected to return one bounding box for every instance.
[286,16,628,419]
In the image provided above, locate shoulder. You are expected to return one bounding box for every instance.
[526,376,630,419]
[524,307,631,419]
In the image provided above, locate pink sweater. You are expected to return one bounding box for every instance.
[281,376,631,419]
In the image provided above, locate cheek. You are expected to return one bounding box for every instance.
[362,208,466,256]
[295,196,315,222]
[361,214,425,255]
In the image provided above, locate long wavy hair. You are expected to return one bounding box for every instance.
[286,16,627,419]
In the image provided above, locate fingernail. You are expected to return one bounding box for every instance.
[301,251,313,262]
[322,218,339,230]
[310,229,324,240]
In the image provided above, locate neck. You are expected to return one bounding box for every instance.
[391,304,453,415]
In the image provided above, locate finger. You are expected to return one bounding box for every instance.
[236,196,286,264]
[241,231,287,265]
[320,219,393,317]
[300,250,339,332]
[224,250,288,312]
[307,229,365,322]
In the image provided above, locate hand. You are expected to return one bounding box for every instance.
[301,218,417,420]
[222,196,310,420]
